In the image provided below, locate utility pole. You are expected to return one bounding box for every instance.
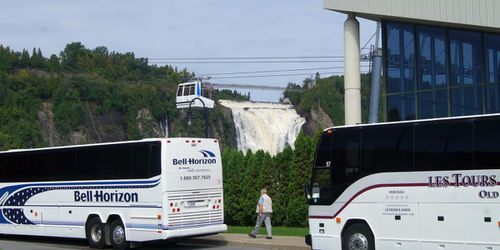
[368,22,383,124]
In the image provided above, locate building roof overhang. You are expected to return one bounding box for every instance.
[324,0,500,33]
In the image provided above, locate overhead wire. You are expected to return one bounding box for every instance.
[208,69,371,79]
[148,55,345,60]
[198,65,370,76]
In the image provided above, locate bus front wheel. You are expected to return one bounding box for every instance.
[109,219,130,250]
[86,217,106,249]
[342,223,375,250]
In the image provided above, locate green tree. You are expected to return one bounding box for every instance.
[19,49,31,68]
[284,133,315,227]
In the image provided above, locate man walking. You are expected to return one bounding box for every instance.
[248,188,272,239]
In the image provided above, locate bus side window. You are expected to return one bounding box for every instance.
[475,117,500,169]
[332,129,361,179]
[415,120,473,171]
[177,86,183,96]
[132,143,150,178]
[4,153,28,182]
[50,149,76,181]
[29,151,51,181]
[361,124,413,173]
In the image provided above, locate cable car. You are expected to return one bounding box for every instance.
[176,81,215,109]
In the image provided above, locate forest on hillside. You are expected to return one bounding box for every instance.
[0,42,377,227]
[0,42,247,150]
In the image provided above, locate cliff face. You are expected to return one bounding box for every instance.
[35,102,162,147]
[302,105,335,135]
[33,100,239,149]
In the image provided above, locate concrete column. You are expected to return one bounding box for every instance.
[344,14,361,125]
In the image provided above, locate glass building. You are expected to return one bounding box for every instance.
[385,21,500,121]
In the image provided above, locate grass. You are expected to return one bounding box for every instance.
[227,226,308,237]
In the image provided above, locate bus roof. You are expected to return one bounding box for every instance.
[0,137,216,154]
[324,113,500,132]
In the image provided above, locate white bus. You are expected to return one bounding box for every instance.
[306,114,500,250]
[0,138,226,249]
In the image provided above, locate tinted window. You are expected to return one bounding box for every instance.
[0,142,161,182]
[475,117,500,169]
[149,143,161,176]
[314,132,333,168]
[29,151,51,181]
[330,128,361,201]
[4,153,28,182]
[417,26,448,90]
[50,149,76,180]
[362,124,413,173]
[415,120,473,170]
[418,90,448,119]
[100,144,133,179]
[75,146,103,180]
[387,94,416,121]
[133,143,150,178]
[386,22,416,94]
[311,132,334,205]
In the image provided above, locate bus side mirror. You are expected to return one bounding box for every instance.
[304,183,312,200]
[312,183,320,200]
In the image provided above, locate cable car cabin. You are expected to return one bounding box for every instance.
[176,81,215,109]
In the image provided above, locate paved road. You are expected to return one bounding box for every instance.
[0,235,260,250]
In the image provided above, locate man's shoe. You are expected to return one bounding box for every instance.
[266,237,272,239]
[248,234,256,238]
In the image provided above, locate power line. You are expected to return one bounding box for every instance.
[209,70,370,80]
[148,55,345,60]
[149,60,350,64]
[198,65,370,76]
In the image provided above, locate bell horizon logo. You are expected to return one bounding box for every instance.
[172,150,217,165]
[199,150,216,158]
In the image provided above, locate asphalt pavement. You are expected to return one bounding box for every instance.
[0,233,309,250]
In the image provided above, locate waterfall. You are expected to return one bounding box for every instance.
[219,100,306,156]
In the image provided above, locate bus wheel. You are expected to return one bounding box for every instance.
[86,217,106,249]
[342,223,374,250]
[110,219,130,250]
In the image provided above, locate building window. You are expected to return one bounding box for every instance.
[385,21,498,121]
[387,94,416,121]
[485,33,500,113]
[418,90,448,119]
[386,23,415,94]
[417,26,448,90]
[449,30,483,86]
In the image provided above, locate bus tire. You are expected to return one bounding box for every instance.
[342,223,375,250]
[86,217,106,249]
[109,219,130,250]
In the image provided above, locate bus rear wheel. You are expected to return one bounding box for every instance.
[342,223,375,250]
[110,219,130,250]
[86,217,106,249]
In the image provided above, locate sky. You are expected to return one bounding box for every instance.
[0,0,376,102]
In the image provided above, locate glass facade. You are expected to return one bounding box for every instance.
[384,21,500,121]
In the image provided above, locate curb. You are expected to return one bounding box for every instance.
[182,234,310,250]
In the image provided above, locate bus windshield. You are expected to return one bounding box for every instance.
[310,129,361,205]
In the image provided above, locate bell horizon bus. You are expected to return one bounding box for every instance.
[0,138,226,249]
[306,113,500,250]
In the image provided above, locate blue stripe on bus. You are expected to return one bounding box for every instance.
[0,178,161,226]
[127,223,162,230]
[42,221,85,227]
[165,221,224,230]
[19,204,162,208]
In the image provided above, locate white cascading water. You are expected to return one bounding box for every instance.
[219,100,306,156]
